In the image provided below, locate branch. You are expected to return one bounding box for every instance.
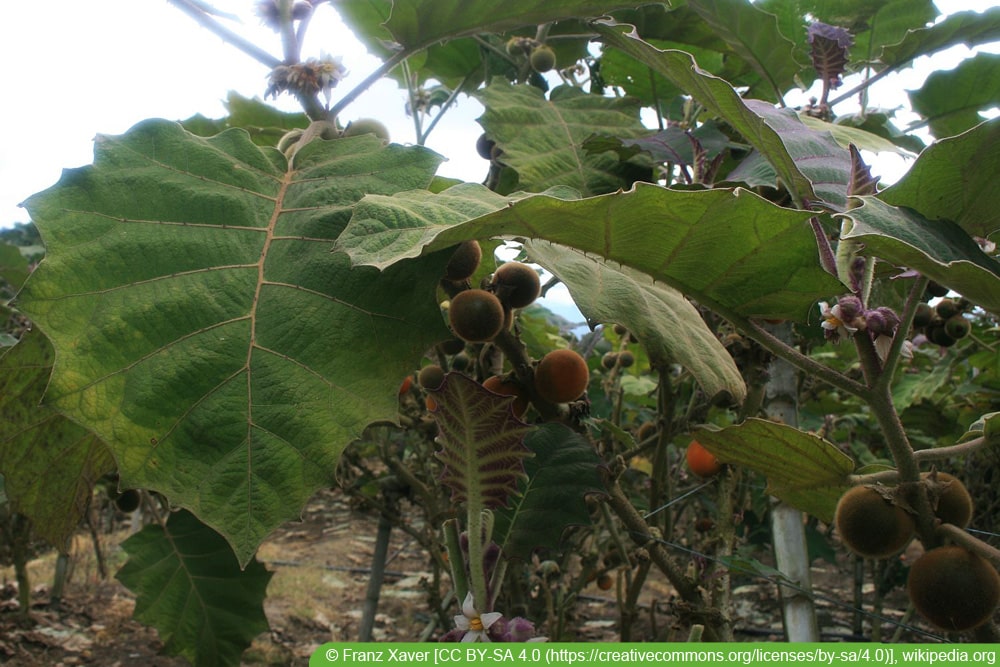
[328,49,412,120]
[166,0,281,69]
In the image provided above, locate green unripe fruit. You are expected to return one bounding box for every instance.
[451,351,471,372]
[907,545,1000,632]
[448,289,505,342]
[418,365,446,390]
[913,302,934,328]
[834,485,915,559]
[343,118,390,141]
[529,45,556,73]
[491,261,541,309]
[943,314,971,340]
[444,240,482,281]
[618,350,635,368]
[601,352,618,370]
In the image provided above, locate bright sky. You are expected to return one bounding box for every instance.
[0,0,996,232]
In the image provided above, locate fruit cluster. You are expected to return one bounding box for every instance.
[834,473,998,632]
[911,294,973,348]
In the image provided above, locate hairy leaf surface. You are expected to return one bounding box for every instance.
[116,510,272,667]
[17,120,450,564]
[0,329,114,547]
[493,423,604,561]
[839,197,1000,312]
[695,418,854,522]
[476,81,649,196]
[338,182,844,322]
[524,240,747,402]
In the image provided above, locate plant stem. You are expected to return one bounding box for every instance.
[166,0,281,68]
[936,523,1000,566]
[466,507,490,613]
[328,49,412,121]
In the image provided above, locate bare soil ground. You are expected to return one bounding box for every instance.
[0,488,941,666]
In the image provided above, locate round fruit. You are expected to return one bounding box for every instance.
[448,289,505,343]
[418,365,445,390]
[492,261,541,309]
[476,133,495,160]
[923,471,973,528]
[834,486,915,559]
[343,118,390,141]
[529,45,556,73]
[444,240,483,281]
[618,350,635,368]
[636,421,657,443]
[926,324,957,347]
[534,348,589,403]
[115,489,141,513]
[482,375,530,417]
[913,302,935,328]
[596,573,614,591]
[686,440,722,478]
[935,298,960,319]
[601,352,619,370]
[907,545,1000,632]
[944,314,971,340]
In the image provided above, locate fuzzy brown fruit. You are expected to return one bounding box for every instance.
[534,348,589,403]
[448,289,505,343]
[492,261,541,309]
[907,545,1000,632]
[444,240,483,281]
[834,485,915,559]
[923,471,973,528]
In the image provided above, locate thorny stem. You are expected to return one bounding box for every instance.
[167,0,282,68]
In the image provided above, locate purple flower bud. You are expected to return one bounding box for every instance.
[837,295,864,322]
[876,306,900,331]
[488,616,539,642]
[864,309,887,336]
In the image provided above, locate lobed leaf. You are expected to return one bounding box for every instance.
[0,329,114,548]
[523,240,747,402]
[908,52,1000,140]
[838,197,1000,312]
[877,118,1000,240]
[339,182,845,322]
[694,418,854,522]
[475,81,650,196]
[116,510,272,667]
[594,21,850,209]
[17,120,451,565]
[493,423,605,561]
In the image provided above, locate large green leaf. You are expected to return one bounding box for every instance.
[877,7,1000,69]
[383,0,652,52]
[493,423,604,561]
[877,118,1000,239]
[475,81,649,196]
[338,182,844,322]
[839,197,1000,312]
[17,120,451,565]
[0,329,115,548]
[909,52,1000,139]
[116,510,272,667]
[686,0,806,102]
[523,240,747,402]
[694,418,854,522]
[594,21,827,209]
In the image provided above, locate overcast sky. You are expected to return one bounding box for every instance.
[1,0,996,231]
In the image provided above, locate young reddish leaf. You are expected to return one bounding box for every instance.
[429,372,533,510]
[808,22,854,92]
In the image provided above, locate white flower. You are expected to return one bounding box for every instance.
[454,592,503,643]
[819,301,858,341]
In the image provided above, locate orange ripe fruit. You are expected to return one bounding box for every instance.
[686,440,722,478]
[534,349,589,403]
[482,375,530,418]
